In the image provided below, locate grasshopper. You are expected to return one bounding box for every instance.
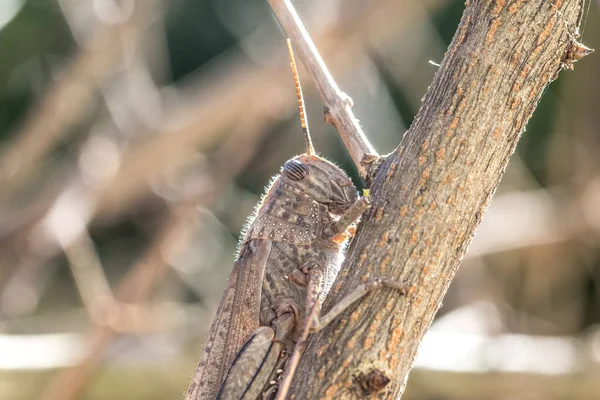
[185,40,405,400]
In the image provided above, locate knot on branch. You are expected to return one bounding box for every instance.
[355,369,391,394]
[562,40,594,70]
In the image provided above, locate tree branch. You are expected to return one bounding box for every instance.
[283,0,592,398]
[268,0,378,179]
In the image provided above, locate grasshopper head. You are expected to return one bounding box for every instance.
[281,154,357,215]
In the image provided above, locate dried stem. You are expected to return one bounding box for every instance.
[268,0,378,179]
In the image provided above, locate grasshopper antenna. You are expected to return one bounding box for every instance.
[287,39,315,156]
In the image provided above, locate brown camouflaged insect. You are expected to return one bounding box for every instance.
[185,40,404,400]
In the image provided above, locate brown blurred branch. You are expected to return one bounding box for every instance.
[40,205,196,400]
[0,1,157,302]
[269,0,378,179]
[62,233,117,322]
[0,4,151,203]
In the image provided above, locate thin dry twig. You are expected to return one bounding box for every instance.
[62,233,117,322]
[268,0,378,179]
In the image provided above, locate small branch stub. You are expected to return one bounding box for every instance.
[563,40,594,70]
[355,369,391,395]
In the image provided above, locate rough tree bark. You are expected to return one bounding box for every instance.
[287,0,592,399]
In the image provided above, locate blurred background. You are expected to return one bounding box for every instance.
[0,0,598,399]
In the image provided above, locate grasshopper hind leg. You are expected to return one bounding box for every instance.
[217,300,299,400]
[217,326,279,400]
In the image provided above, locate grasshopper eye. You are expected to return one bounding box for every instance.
[283,159,309,180]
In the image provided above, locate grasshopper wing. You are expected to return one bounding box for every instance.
[186,239,272,400]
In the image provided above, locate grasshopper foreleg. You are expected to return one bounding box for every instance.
[324,196,371,238]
